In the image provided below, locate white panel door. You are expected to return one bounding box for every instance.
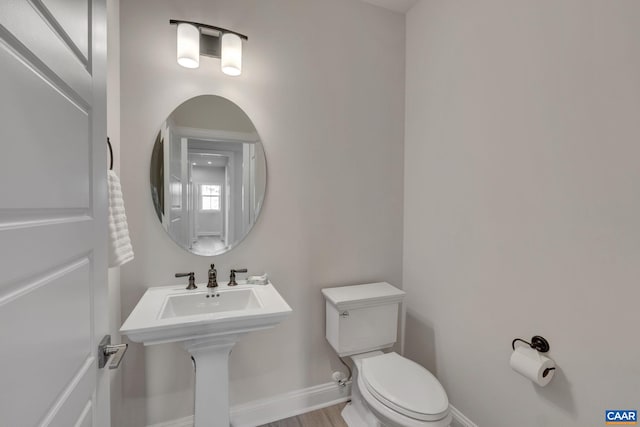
[0,0,109,426]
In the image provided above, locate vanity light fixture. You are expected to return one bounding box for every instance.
[220,33,242,76]
[176,23,200,68]
[170,19,247,76]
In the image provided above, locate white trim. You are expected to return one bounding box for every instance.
[145,383,476,427]
[146,382,351,427]
[450,404,478,427]
[231,381,351,427]
[399,301,406,356]
[174,126,260,143]
[196,232,221,237]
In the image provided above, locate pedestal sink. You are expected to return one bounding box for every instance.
[121,282,292,427]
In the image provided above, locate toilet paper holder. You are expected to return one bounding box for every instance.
[511,335,550,353]
[511,335,556,379]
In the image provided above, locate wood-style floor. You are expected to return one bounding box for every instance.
[258,403,348,427]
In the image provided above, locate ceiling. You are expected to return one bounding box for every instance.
[360,0,417,13]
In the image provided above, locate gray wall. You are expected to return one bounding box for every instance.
[404,1,640,426]
[119,0,405,425]
[171,95,256,133]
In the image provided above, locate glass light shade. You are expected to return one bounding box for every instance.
[221,33,242,76]
[177,23,200,68]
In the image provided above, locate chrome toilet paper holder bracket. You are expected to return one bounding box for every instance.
[511,335,550,353]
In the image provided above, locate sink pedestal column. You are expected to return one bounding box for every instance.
[183,337,240,427]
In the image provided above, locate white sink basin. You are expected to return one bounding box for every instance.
[121,282,291,345]
[120,281,292,427]
[160,288,263,319]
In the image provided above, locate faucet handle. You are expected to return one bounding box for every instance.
[228,268,247,287]
[175,272,197,290]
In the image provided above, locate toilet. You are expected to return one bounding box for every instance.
[322,282,452,427]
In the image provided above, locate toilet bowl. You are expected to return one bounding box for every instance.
[322,282,451,427]
[343,352,452,427]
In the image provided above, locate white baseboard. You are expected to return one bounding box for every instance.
[147,382,351,427]
[450,404,478,427]
[147,416,193,427]
[146,382,477,427]
[231,381,351,427]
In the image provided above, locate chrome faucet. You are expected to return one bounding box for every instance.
[228,268,247,286]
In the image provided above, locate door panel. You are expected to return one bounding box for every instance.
[74,403,94,427]
[0,44,90,209]
[47,367,95,427]
[0,220,92,287]
[0,259,92,426]
[39,0,90,61]
[0,0,108,425]
[0,2,91,101]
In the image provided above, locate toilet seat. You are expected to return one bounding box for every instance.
[360,352,449,422]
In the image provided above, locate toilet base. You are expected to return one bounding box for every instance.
[342,400,382,427]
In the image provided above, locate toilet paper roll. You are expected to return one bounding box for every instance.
[510,346,556,386]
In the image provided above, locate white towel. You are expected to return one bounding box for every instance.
[108,170,134,267]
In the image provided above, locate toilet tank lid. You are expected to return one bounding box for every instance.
[321,282,405,310]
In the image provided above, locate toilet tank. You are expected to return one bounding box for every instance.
[322,282,405,357]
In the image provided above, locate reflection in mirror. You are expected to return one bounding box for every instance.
[150,95,266,256]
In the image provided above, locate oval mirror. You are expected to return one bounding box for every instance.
[150,95,266,256]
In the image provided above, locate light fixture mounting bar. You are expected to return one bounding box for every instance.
[169,19,248,41]
[199,34,220,58]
